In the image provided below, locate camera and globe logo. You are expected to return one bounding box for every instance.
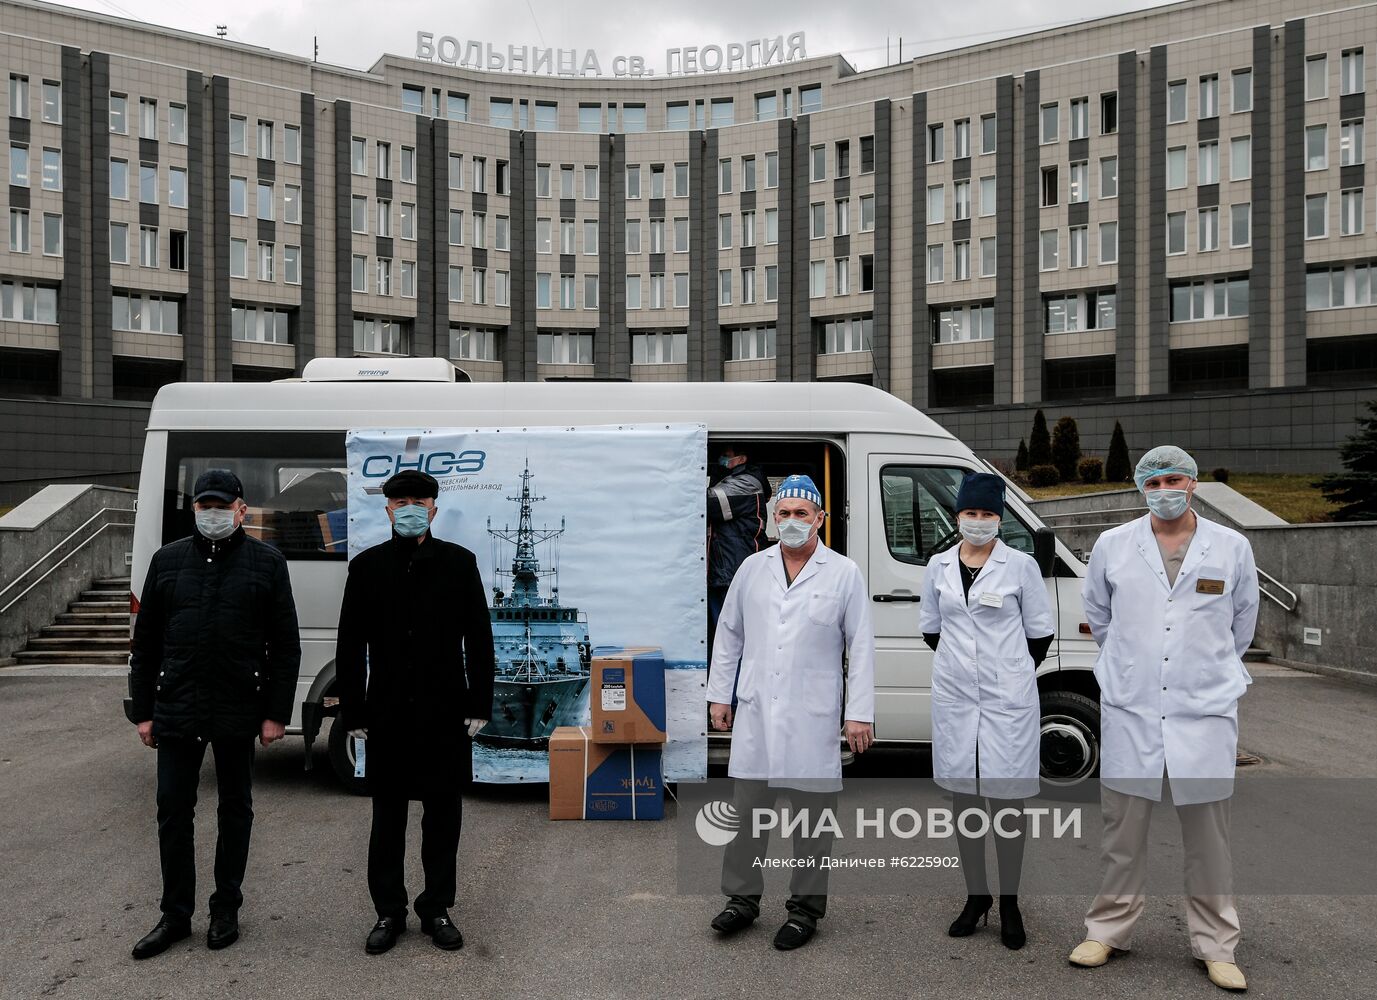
[695,800,741,846]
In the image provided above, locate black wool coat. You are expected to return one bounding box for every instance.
[335,533,496,799]
[129,528,301,740]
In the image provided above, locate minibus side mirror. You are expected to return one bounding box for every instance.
[1033,526,1057,578]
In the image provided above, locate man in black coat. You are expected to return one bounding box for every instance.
[127,468,301,959]
[707,445,773,658]
[336,468,496,954]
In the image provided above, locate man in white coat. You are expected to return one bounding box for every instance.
[706,474,875,951]
[1069,446,1260,993]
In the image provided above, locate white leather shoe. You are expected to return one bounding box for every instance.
[1068,939,1117,967]
[1204,960,1247,991]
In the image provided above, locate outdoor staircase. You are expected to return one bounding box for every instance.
[12,575,131,667]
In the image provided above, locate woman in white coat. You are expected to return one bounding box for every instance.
[918,472,1055,950]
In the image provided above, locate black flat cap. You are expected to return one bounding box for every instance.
[382,469,440,499]
[193,468,244,503]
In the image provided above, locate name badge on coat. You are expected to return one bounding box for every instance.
[1196,578,1226,595]
[978,591,1004,608]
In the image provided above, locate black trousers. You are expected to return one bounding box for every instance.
[155,734,256,922]
[720,779,837,928]
[952,792,1027,897]
[368,794,463,921]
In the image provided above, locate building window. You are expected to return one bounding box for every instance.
[232,304,291,344]
[927,245,944,284]
[625,273,642,310]
[257,181,274,221]
[450,326,499,362]
[285,246,301,285]
[674,217,690,252]
[229,116,247,154]
[622,104,647,132]
[650,164,666,199]
[578,104,601,133]
[1167,80,1186,124]
[666,101,689,130]
[952,119,970,159]
[1100,221,1119,264]
[981,114,997,153]
[762,209,778,247]
[754,93,777,122]
[932,302,995,344]
[1306,54,1328,101]
[1341,120,1365,166]
[448,265,463,302]
[351,136,366,175]
[927,123,944,163]
[139,225,158,267]
[259,242,276,282]
[798,86,821,116]
[1306,193,1328,239]
[536,163,551,198]
[228,175,246,215]
[554,165,572,199]
[649,272,666,308]
[1198,141,1219,185]
[1167,146,1187,189]
[952,242,969,281]
[450,209,466,246]
[489,98,514,129]
[1230,136,1252,180]
[1170,276,1249,321]
[861,254,875,292]
[560,218,575,255]
[375,141,391,180]
[727,325,776,361]
[626,164,642,200]
[8,143,28,187]
[810,202,827,240]
[169,166,188,208]
[1341,189,1365,236]
[1232,68,1252,113]
[1199,75,1219,119]
[284,125,301,165]
[353,317,411,355]
[742,155,757,192]
[764,267,778,303]
[632,331,687,365]
[140,98,158,139]
[1198,207,1219,251]
[1166,212,1186,255]
[1307,261,1377,309]
[584,219,600,255]
[496,271,510,307]
[473,268,486,305]
[107,220,125,262]
[1230,203,1252,247]
[1045,290,1117,333]
[736,212,752,249]
[141,162,159,204]
[446,93,470,123]
[811,259,828,297]
[926,184,945,224]
[1041,166,1059,207]
[494,215,510,251]
[113,292,179,334]
[716,269,731,307]
[809,145,825,182]
[231,239,248,278]
[42,80,61,124]
[710,98,735,127]
[471,211,484,248]
[836,198,851,235]
[980,237,996,277]
[816,315,873,355]
[765,151,780,189]
[861,135,876,173]
[537,332,593,365]
[353,255,368,293]
[673,273,689,308]
[974,176,994,217]
[1342,49,1365,96]
[1100,156,1118,198]
[8,74,29,118]
[831,258,848,295]
[111,158,129,200]
[0,280,58,323]
[1069,161,1088,203]
[1100,92,1118,134]
[1068,226,1087,268]
[1069,97,1088,139]
[374,257,392,295]
[111,93,128,134]
[675,162,690,198]
[42,212,62,256]
[169,231,187,271]
[582,164,597,200]
[861,194,876,232]
[257,120,274,159]
[1040,102,1059,143]
[1040,230,1058,271]
[624,219,640,255]
[353,196,369,234]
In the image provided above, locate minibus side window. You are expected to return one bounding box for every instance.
[879,465,1034,565]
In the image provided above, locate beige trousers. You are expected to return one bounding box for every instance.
[1083,785,1241,963]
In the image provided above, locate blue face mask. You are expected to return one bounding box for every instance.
[392,504,431,538]
[1145,488,1191,520]
[718,456,734,468]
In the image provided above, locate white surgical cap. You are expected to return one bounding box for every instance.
[1134,445,1198,492]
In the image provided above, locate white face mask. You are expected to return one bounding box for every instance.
[1145,488,1191,520]
[195,507,238,541]
[776,517,816,549]
[958,516,1000,546]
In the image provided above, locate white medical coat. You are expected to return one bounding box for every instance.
[1082,513,1260,805]
[919,540,1056,799]
[706,542,875,792]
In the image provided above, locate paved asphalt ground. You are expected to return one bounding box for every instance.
[2,660,1375,1000]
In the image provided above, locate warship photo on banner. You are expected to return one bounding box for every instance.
[346,423,708,783]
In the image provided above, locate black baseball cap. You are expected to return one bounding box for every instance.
[192,468,244,503]
[382,469,439,500]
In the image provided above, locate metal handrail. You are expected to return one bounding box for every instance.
[1257,566,1298,613]
[0,507,136,616]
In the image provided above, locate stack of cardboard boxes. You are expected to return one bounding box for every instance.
[549,647,667,820]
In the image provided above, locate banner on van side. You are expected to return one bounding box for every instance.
[345,424,708,784]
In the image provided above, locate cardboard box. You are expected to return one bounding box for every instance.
[590,646,667,744]
[548,726,664,820]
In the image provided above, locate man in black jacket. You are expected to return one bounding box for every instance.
[336,469,496,955]
[707,446,772,657]
[127,468,301,960]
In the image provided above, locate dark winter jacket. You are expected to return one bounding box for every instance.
[707,463,773,588]
[129,528,301,740]
[335,533,496,798]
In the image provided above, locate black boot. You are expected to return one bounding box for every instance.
[947,894,993,937]
[999,895,1026,950]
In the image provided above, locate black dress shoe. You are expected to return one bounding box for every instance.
[421,913,463,950]
[710,906,756,935]
[772,919,816,951]
[999,895,1026,950]
[131,917,191,960]
[365,916,406,954]
[207,913,239,950]
[948,894,994,937]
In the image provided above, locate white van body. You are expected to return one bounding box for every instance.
[128,375,1103,786]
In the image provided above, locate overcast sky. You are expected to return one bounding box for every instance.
[56,0,1178,74]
